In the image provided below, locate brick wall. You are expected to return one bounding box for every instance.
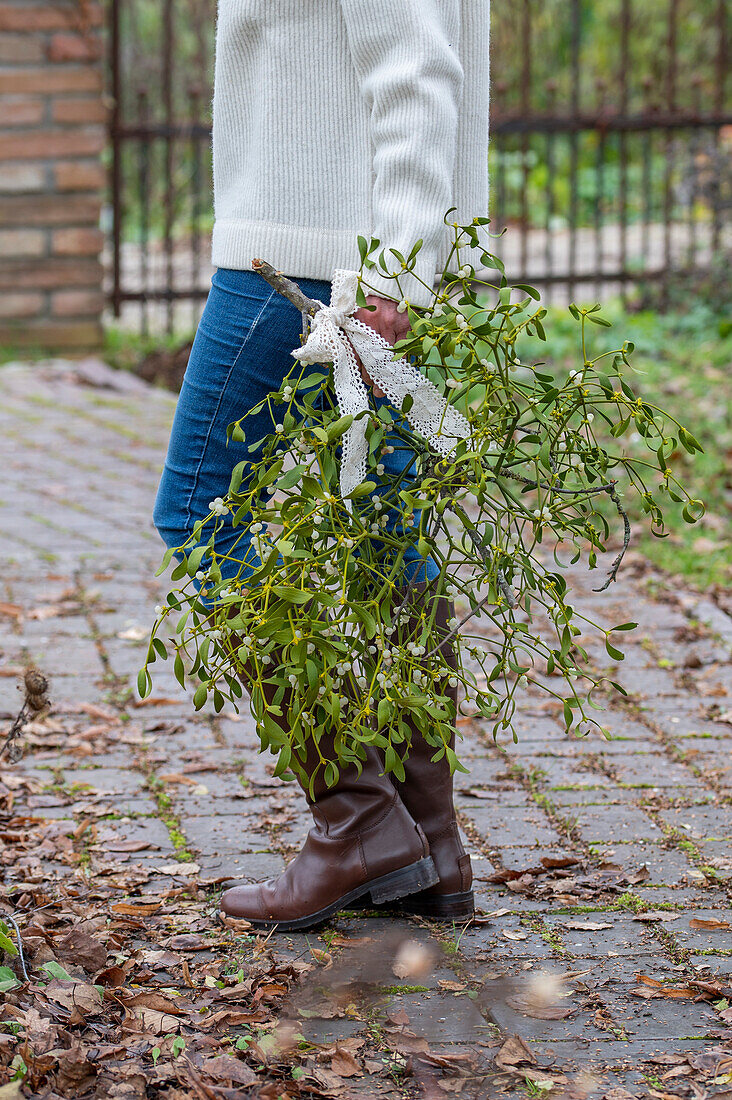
[0,0,105,355]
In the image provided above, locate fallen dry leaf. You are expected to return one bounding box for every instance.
[199,1055,258,1086]
[55,928,107,973]
[131,696,185,707]
[631,975,698,999]
[486,868,525,884]
[153,861,201,876]
[633,911,682,923]
[43,979,103,1015]
[688,917,731,931]
[660,1065,692,1081]
[127,1007,180,1034]
[219,914,253,932]
[331,1047,363,1077]
[390,1033,430,1055]
[123,991,187,1016]
[158,772,201,787]
[168,934,206,951]
[505,992,573,1020]
[110,901,161,916]
[116,626,148,640]
[54,1039,96,1094]
[328,934,373,948]
[495,1034,537,1069]
[95,965,127,987]
[564,920,613,930]
[105,839,152,853]
[627,865,651,884]
[524,1069,568,1090]
[27,605,66,621]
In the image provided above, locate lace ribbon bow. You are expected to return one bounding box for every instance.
[291,269,470,510]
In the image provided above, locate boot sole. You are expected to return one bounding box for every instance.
[233,856,439,932]
[349,889,475,921]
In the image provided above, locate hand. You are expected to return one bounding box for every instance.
[352,295,411,399]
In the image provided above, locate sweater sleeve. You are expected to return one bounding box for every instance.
[339,0,463,308]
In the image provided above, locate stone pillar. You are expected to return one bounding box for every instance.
[0,0,105,355]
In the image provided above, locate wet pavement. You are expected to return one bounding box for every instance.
[1,359,731,1098]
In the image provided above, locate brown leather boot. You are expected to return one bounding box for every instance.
[219,652,438,931]
[388,579,474,920]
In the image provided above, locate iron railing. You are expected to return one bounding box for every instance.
[106,0,731,335]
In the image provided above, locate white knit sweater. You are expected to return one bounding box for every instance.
[211,0,490,308]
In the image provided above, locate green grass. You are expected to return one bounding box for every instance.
[103,324,195,374]
[514,294,732,590]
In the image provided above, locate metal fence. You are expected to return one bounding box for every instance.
[106,0,731,336]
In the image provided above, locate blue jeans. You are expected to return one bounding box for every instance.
[153,268,440,587]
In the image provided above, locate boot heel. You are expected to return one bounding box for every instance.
[398,889,475,920]
[368,856,439,904]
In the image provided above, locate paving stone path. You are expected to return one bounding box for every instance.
[1,360,731,1098]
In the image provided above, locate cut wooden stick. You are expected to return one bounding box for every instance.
[252,258,324,316]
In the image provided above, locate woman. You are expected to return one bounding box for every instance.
[153,0,490,929]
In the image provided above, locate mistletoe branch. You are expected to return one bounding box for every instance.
[252,259,324,317]
[139,227,704,776]
[593,482,632,591]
